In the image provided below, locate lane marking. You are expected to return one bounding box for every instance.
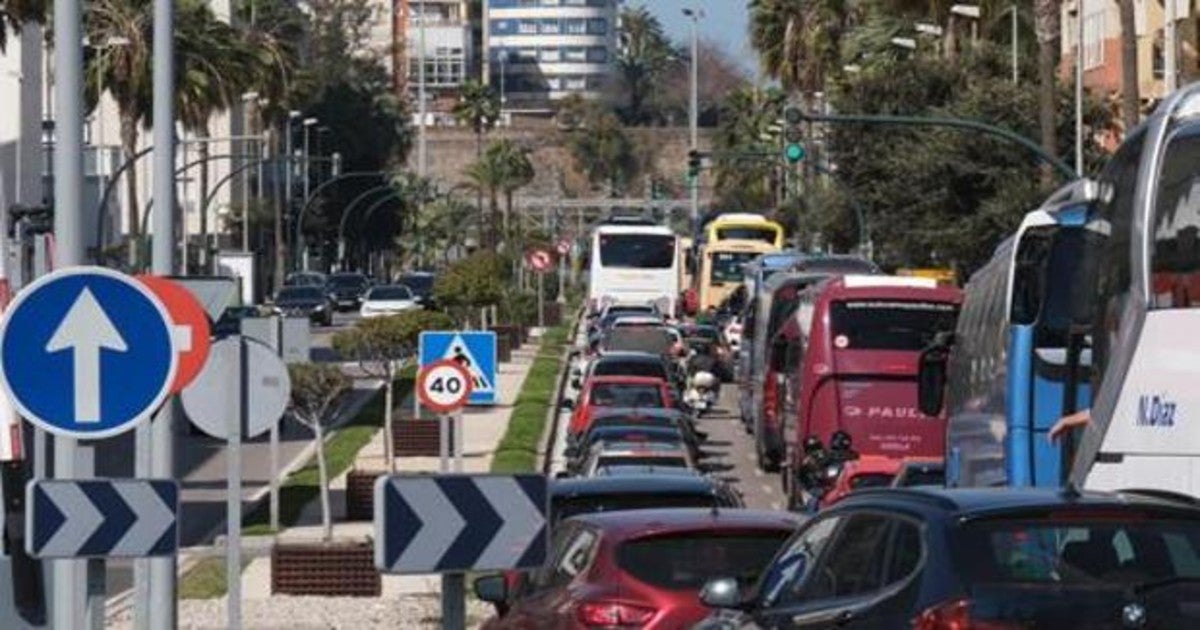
[760,483,773,495]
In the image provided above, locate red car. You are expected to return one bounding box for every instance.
[475,508,800,629]
[818,455,904,509]
[568,376,675,436]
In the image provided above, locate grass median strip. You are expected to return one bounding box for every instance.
[490,324,572,473]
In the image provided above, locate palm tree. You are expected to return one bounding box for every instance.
[467,138,535,251]
[713,86,787,210]
[453,79,500,159]
[0,0,44,50]
[749,0,854,96]
[467,147,505,250]
[616,5,673,124]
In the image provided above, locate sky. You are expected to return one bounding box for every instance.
[641,0,758,75]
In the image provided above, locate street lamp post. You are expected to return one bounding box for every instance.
[240,92,260,252]
[301,117,318,270]
[417,0,428,178]
[1073,5,1084,174]
[682,7,703,233]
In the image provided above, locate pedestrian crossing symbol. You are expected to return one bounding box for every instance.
[419,331,497,405]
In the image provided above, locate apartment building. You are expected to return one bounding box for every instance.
[1062,0,1199,108]
[484,0,620,112]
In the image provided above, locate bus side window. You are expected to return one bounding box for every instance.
[1150,124,1200,309]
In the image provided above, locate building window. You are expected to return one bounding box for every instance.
[586,47,608,63]
[586,18,607,35]
[563,47,586,62]
[565,18,587,35]
[518,20,539,34]
[491,19,516,35]
[540,48,561,62]
[540,19,561,34]
[1081,11,1104,70]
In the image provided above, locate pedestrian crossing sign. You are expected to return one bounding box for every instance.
[419,331,498,405]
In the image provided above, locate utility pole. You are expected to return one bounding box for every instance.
[145,0,178,628]
[1075,3,1084,175]
[51,0,88,625]
[683,8,702,233]
[418,0,428,178]
[300,117,317,270]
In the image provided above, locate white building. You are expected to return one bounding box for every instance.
[484,0,619,112]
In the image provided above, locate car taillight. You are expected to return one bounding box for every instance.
[577,601,656,627]
[913,599,1023,630]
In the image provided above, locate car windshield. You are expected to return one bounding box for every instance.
[599,234,675,269]
[397,275,433,295]
[616,531,791,590]
[276,287,322,301]
[596,455,685,469]
[552,492,720,523]
[710,251,760,283]
[589,383,664,408]
[831,300,959,351]
[602,328,674,355]
[593,360,667,380]
[849,472,895,490]
[896,466,945,487]
[328,275,367,288]
[368,286,412,301]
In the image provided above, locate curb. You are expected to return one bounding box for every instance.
[538,309,583,475]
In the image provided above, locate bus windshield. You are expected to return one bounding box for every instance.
[709,251,759,283]
[599,234,675,268]
[716,226,779,244]
[831,300,959,351]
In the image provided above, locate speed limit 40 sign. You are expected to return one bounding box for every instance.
[417,360,474,414]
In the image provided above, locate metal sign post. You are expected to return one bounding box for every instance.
[181,336,291,630]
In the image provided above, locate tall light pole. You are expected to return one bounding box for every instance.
[683,7,702,232]
[301,117,318,270]
[1074,4,1084,174]
[240,91,260,251]
[1011,5,1019,83]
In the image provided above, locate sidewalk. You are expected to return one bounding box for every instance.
[230,333,542,609]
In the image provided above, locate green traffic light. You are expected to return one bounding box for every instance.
[785,144,806,163]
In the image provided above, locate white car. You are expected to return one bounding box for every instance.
[359,285,420,318]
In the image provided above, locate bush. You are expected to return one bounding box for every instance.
[434,252,506,324]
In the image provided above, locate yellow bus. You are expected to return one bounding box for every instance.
[697,240,780,311]
[896,267,958,287]
[704,213,785,249]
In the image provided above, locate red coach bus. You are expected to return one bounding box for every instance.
[773,275,961,504]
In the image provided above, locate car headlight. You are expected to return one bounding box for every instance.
[313,304,326,312]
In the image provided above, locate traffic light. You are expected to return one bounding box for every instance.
[687,150,702,179]
[783,105,806,164]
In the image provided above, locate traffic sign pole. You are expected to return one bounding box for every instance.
[227,338,246,630]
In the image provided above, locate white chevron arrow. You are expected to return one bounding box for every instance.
[110,483,175,556]
[472,477,545,570]
[394,478,465,572]
[39,483,104,557]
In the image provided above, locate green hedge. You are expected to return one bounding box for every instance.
[490,325,572,473]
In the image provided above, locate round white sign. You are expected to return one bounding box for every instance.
[181,336,292,440]
[418,360,473,413]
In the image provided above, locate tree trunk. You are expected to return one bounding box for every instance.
[384,361,395,474]
[314,420,332,542]
[198,126,211,273]
[476,128,485,248]
[1116,0,1140,131]
[1034,0,1061,180]
[273,125,287,293]
[121,112,140,237]
[488,188,500,250]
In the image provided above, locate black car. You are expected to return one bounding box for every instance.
[395,271,436,307]
[325,272,371,311]
[576,351,686,400]
[272,286,334,326]
[698,487,1200,629]
[551,473,743,526]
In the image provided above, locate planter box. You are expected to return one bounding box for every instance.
[497,335,512,363]
[271,542,380,597]
[490,325,522,350]
[345,469,383,522]
[392,418,452,457]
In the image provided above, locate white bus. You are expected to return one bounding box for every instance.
[1066,82,1200,496]
[588,224,679,316]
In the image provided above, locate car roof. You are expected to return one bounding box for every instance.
[553,474,721,497]
[589,407,689,420]
[566,508,802,539]
[593,465,701,477]
[592,352,667,364]
[587,375,667,386]
[587,425,681,438]
[593,439,684,452]
[836,486,1200,519]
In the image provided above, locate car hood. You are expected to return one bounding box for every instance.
[363,299,416,309]
[276,299,322,308]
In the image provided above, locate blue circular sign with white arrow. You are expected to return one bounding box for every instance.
[0,267,178,439]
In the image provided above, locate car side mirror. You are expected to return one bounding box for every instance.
[570,378,582,390]
[554,471,571,479]
[560,398,575,411]
[917,332,955,416]
[473,574,509,614]
[699,577,742,609]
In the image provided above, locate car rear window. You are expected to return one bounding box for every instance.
[553,492,727,523]
[602,328,673,354]
[596,455,685,469]
[593,360,667,380]
[616,531,791,590]
[895,466,944,487]
[590,383,664,408]
[830,300,958,351]
[956,516,1200,586]
[849,472,895,490]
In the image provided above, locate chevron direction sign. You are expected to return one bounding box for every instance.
[374,474,548,574]
[26,479,179,558]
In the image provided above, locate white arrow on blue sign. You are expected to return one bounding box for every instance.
[26,479,179,558]
[0,267,178,439]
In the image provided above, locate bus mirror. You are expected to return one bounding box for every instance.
[917,343,951,416]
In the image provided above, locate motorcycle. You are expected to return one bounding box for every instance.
[684,370,719,415]
[788,431,859,513]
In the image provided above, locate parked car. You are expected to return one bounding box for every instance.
[577,440,695,476]
[394,271,436,307]
[697,487,1200,629]
[573,351,685,401]
[359,284,420,318]
[211,305,264,337]
[271,286,333,326]
[567,375,675,436]
[284,271,326,287]
[476,509,800,629]
[583,407,705,450]
[324,272,371,311]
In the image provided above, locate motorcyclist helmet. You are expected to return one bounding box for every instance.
[830,430,852,452]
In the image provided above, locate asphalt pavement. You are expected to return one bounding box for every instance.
[692,383,783,511]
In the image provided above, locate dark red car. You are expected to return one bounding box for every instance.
[475,508,800,629]
[568,375,675,436]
